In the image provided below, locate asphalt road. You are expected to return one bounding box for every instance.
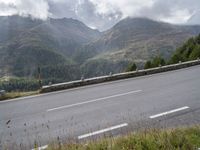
[0,65,200,149]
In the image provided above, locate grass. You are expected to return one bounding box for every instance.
[0,76,16,82]
[47,126,200,150]
[0,91,39,101]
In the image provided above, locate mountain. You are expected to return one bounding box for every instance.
[1,16,200,82]
[0,16,43,44]
[76,18,200,77]
[0,16,101,80]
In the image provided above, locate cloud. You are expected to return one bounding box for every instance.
[0,0,49,20]
[88,0,200,24]
[47,0,122,30]
[0,0,200,30]
[187,10,200,25]
[48,0,200,30]
[137,0,199,24]
[89,0,154,18]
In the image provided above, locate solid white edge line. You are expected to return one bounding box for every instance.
[78,123,128,139]
[150,106,190,119]
[47,90,142,112]
[31,145,48,150]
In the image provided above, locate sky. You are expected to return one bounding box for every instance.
[0,0,200,31]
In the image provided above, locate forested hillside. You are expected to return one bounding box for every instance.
[0,16,100,81]
[1,16,200,91]
[169,34,200,64]
[76,18,200,76]
[141,34,200,70]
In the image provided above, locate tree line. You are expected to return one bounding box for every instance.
[1,34,200,92]
[0,78,40,92]
[127,34,200,71]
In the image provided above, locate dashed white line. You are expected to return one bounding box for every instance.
[31,145,48,150]
[150,106,190,119]
[78,123,128,139]
[47,90,142,112]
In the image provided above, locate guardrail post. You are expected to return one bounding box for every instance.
[81,75,85,81]
[109,72,113,77]
[179,61,182,64]
[197,57,200,61]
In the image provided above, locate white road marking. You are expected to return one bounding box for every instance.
[31,145,48,150]
[47,90,142,112]
[150,106,190,119]
[78,123,128,139]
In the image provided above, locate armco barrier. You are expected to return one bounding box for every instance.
[40,59,200,93]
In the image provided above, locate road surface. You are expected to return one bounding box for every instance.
[0,65,200,149]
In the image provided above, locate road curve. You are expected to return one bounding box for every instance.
[0,65,200,149]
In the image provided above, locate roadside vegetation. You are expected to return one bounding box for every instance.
[47,126,200,150]
[0,77,40,92]
[0,77,39,100]
[169,34,200,64]
[144,56,166,69]
[126,62,137,72]
[0,91,39,101]
[127,34,200,71]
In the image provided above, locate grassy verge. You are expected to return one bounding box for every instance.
[48,126,200,150]
[0,91,39,101]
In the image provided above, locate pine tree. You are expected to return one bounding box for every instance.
[144,61,152,69]
[126,62,137,71]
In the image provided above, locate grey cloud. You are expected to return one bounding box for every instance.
[0,0,49,19]
[143,0,199,18]
[75,0,122,30]
[0,0,200,30]
[48,0,78,18]
[48,0,122,30]
[187,11,200,25]
[48,0,200,30]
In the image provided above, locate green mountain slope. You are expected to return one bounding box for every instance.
[76,18,200,76]
[87,18,200,60]
[0,16,43,44]
[0,16,101,81]
[170,34,200,64]
[1,16,200,82]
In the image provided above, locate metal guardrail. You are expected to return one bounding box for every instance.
[41,59,200,93]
